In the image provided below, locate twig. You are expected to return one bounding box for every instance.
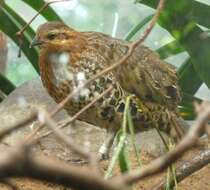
[0,112,37,140]
[112,101,210,185]
[36,85,113,140]
[0,144,128,190]
[16,0,70,57]
[37,107,100,173]
[25,0,165,142]
[16,0,69,37]
[0,90,7,100]
[152,149,210,190]
[0,179,19,190]
[205,124,210,137]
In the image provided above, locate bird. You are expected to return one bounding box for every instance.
[31,21,185,158]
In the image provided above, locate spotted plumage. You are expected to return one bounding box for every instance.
[32,22,184,147]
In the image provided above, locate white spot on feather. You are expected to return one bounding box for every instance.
[49,52,74,86]
[49,52,91,102]
[58,52,70,65]
[77,72,86,81]
[72,72,90,102]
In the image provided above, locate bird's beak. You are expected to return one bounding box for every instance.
[30,36,43,48]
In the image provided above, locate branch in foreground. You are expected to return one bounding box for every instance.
[16,0,70,57]
[36,85,113,140]
[24,85,113,143]
[0,144,128,190]
[37,107,100,173]
[0,112,37,140]
[112,101,210,185]
[0,179,18,190]
[152,149,210,190]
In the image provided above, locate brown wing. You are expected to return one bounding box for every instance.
[114,44,181,111]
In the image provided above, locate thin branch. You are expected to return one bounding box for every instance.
[16,0,70,57]
[112,101,210,185]
[0,144,128,190]
[0,179,19,190]
[0,112,37,140]
[16,0,70,37]
[37,108,93,160]
[37,108,101,173]
[152,149,210,190]
[37,85,113,140]
[206,124,210,137]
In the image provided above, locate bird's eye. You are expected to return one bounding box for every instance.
[47,32,56,40]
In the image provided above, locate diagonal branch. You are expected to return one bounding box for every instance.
[0,112,37,140]
[112,101,210,185]
[37,85,113,140]
[152,148,210,190]
[0,143,128,190]
[37,107,100,169]
[16,0,70,57]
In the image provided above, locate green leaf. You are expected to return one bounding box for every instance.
[0,74,15,95]
[105,97,131,178]
[139,0,210,30]
[178,59,202,94]
[179,92,201,120]
[156,40,184,59]
[104,130,127,179]
[187,1,210,29]
[124,14,154,41]
[127,109,142,166]
[117,132,130,173]
[0,3,39,72]
[22,0,62,21]
[140,0,210,92]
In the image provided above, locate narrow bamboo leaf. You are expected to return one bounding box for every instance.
[22,0,62,21]
[105,97,131,178]
[178,59,202,94]
[124,14,154,41]
[186,1,210,29]
[178,106,196,120]
[0,3,39,72]
[140,0,210,92]
[127,109,142,166]
[140,0,210,29]
[179,26,210,89]
[104,131,126,179]
[117,132,130,173]
[0,74,15,95]
[179,93,201,120]
[182,92,201,107]
[156,40,184,59]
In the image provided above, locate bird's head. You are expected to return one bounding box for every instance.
[30,21,75,48]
